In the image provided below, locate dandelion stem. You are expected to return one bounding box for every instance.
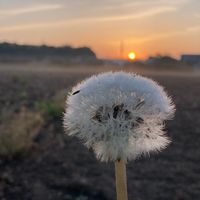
[115,159,128,200]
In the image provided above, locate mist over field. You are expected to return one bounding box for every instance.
[0,60,199,200]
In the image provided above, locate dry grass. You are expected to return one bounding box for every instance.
[0,108,43,159]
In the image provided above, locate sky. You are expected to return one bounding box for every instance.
[0,0,200,59]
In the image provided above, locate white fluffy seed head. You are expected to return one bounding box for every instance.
[64,72,175,162]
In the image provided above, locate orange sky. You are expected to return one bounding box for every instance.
[0,0,200,59]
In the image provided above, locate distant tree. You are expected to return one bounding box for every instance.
[0,42,97,62]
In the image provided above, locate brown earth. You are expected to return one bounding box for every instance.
[0,64,200,200]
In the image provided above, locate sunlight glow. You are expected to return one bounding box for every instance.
[128,52,136,61]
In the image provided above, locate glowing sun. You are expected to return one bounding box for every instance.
[128,52,136,61]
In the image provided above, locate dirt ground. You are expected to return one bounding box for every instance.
[0,63,200,200]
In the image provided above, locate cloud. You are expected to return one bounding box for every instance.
[88,0,188,12]
[0,4,63,17]
[128,32,182,44]
[124,0,188,7]
[186,25,200,32]
[90,6,176,22]
[194,14,200,18]
[0,21,67,32]
[0,5,177,33]
[127,25,200,44]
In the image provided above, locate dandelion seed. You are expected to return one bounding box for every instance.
[72,90,80,95]
[135,98,145,109]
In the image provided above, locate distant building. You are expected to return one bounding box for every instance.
[145,56,179,66]
[181,55,200,66]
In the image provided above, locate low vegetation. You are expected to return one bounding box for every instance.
[35,101,63,120]
[0,108,43,159]
[35,90,66,121]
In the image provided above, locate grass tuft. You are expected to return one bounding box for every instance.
[0,108,43,159]
[35,90,66,121]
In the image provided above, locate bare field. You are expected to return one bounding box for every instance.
[0,63,200,200]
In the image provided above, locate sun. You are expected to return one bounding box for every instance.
[128,52,136,61]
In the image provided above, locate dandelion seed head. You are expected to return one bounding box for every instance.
[64,72,175,162]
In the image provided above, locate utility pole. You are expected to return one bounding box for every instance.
[120,40,124,60]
